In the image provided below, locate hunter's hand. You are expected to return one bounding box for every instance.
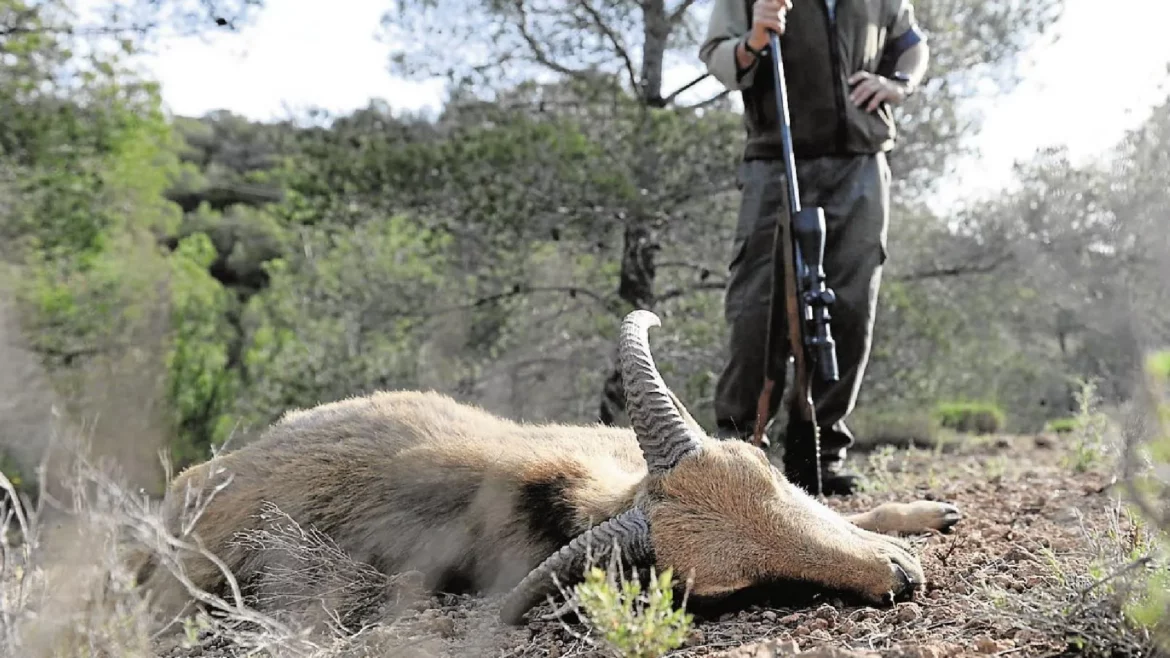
[847,71,908,112]
[747,0,793,51]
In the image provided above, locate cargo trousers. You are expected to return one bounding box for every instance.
[713,151,890,467]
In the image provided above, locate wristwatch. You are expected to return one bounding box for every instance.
[889,71,916,96]
[742,36,767,59]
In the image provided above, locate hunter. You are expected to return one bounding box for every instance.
[699,0,929,496]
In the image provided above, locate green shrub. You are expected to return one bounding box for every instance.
[934,401,1005,435]
[1045,417,1081,434]
[0,451,31,523]
[0,452,23,492]
[1059,378,1116,474]
[1120,352,1170,636]
[573,565,693,658]
[851,409,943,450]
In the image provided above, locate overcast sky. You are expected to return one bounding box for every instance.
[94,0,1170,209]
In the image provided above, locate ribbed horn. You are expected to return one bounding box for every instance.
[619,310,703,472]
[499,508,654,626]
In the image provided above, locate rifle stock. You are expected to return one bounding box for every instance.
[750,31,841,498]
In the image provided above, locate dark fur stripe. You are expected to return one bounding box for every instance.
[518,475,579,549]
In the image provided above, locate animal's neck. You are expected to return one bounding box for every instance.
[516,453,645,549]
[567,471,643,530]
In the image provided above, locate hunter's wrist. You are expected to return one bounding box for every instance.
[888,71,917,97]
[744,32,770,54]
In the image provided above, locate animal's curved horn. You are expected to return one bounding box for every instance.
[620,310,703,472]
[666,387,706,438]
[499,507,654,626]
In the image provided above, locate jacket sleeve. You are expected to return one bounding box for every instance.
[887,0,926,56]
[698,0,759,91]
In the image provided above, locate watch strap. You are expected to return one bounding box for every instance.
[890,71,916,96]
[742,37,767,59]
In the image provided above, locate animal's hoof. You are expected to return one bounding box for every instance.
[937,502,963,533]
[889,561,921,604]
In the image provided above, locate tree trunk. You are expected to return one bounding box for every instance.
[598,217,661,426]
[640,0,668,106]
[595,0,673,426]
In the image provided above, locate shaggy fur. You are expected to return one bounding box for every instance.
[134,388,960,628]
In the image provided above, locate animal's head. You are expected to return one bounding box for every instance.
[499,310,924,624]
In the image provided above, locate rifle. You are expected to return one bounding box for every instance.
[749,29,841,498]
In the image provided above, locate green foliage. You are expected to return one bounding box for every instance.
[933,401,1006,435]
[1044,417,1080,434]
[1059,379,1114,473]
[1119,351,1170,641]
[165,232,240,463]
[573,566,693,658]
[229,214,457,430]
[851,408,943,450]
[0,450,25,493]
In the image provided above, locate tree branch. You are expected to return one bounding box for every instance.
[512,0,586,77]
[891,253,1014,282]
[657,279,727,303]
[429,284,617,318]
[662,72,710,106]
[27,344,106,367]
[678,89,731,111]
[575,0,639,93]
[668,0,702,25]
[656,261,715,275]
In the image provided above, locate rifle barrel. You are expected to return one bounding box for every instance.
[769,31,801,219]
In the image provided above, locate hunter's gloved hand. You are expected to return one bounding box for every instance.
[748,0,794,51]
[847,71,910,112]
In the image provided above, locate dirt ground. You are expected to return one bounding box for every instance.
[161,432,1166,658]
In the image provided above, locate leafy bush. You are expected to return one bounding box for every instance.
[934,401,1005,435]
[850,408,943,450]
[1045,417,1081,434]
[1118,351,1170,640]
[1059,379,1116,473]
[0,451,27,513]
[573,566,693,658]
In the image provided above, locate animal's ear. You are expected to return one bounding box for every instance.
[499,507,655,625]
[666,386,709,440]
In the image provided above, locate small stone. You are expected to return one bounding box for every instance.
[678,628,701,647]
[762,610,779,622]
[712,638,800,658]
[815,604,839,620]
[890,643,963,658]
[428,615,456,638]
[780,613,803,624]
[975,636,1008,653]
[894,602,921,623]
[775,639,801,655]
[796,647,878,657]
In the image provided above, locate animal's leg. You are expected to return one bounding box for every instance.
[771,487,932,603]
[845,500,962,535]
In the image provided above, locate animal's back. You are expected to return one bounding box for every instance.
[141,390,648,619]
